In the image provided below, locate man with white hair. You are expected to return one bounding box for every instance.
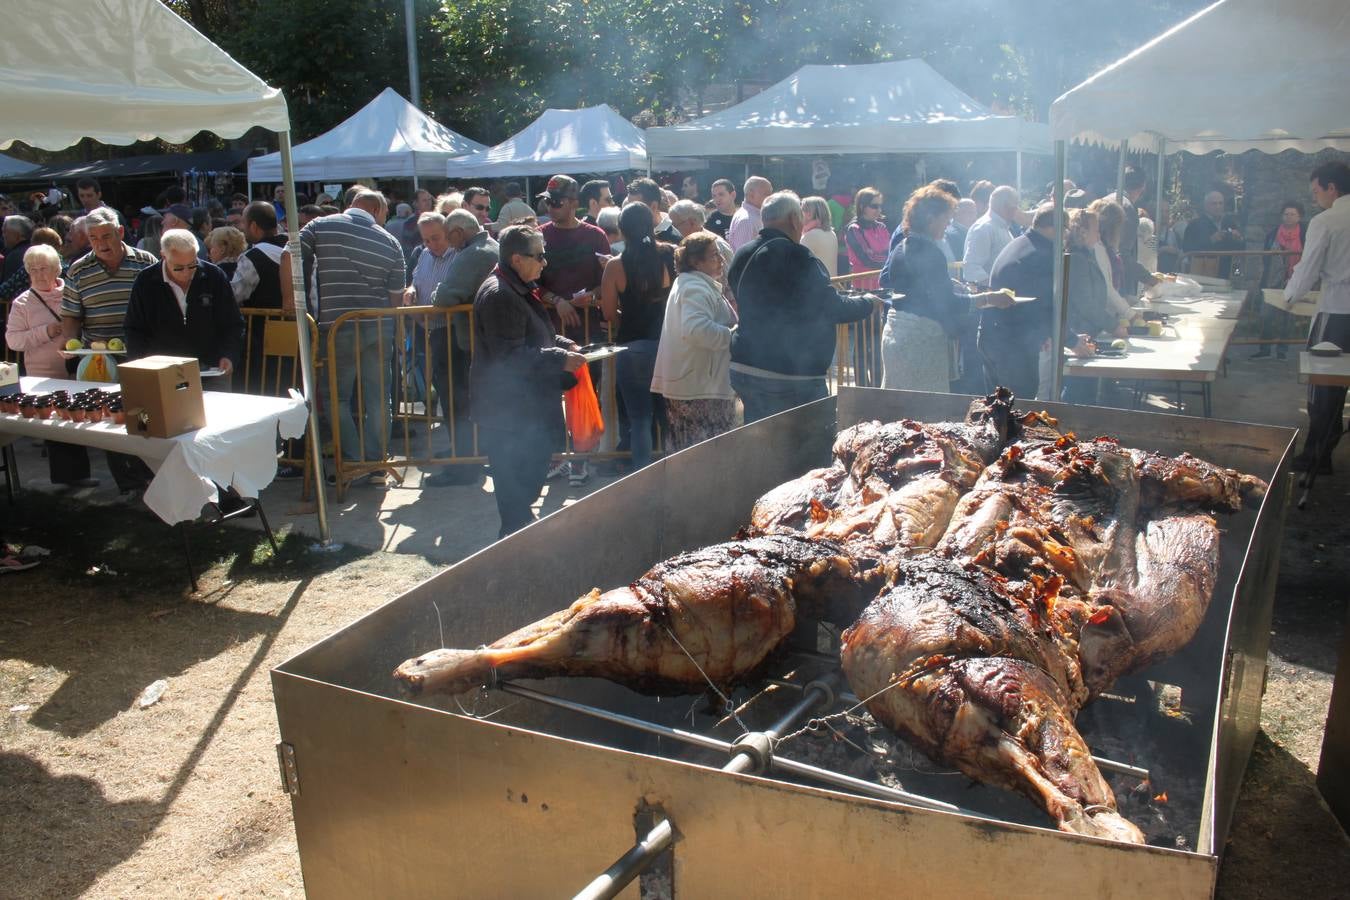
[1183,190,1244,278]
[425,209,501,485]
[726,191,881,422]
[62,207,162,496]
[64,215,90,262]
[727,176,773,252]
[124,228,243,376]
[62,207,157,349]
[668,199,733,275]
[962,185,1020,286]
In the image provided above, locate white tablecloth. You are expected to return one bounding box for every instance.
[0,377,308,524]
[1063,290,1244,383]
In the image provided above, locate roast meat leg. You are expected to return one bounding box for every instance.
[394,535,877,697]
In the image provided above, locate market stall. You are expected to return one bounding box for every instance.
[0,152,37,178]
[1046,0,1350,398]
[645,59,1050,188]
[246,87,486,189]
[445,104,702,181]
[1,0,330,540]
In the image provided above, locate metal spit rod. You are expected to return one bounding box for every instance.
[497,680,979,817]
[504,675,1001,900]
[566,675,840,900]
[768,675,1153,783]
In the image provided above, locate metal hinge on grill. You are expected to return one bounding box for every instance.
[276,741,300,795]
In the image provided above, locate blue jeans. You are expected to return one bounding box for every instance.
[730,369,828,424]
[616,340,658,469]
[325,318,394,462]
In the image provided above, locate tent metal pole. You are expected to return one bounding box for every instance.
[1050,140,1068,402]
[1155,135,1166,231]
[279,129,332,545]
[404,0,421,110]
[1115,139,1128,203]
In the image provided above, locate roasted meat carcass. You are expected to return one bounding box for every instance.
[394,535,882,697]
[840,555,1145,843]
[751,392,1018,553]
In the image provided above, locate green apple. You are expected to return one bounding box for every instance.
[65,339,83,351]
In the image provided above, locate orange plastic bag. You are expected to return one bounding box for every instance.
[564,363,604,452]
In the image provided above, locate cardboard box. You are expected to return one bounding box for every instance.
[118,355,206,438]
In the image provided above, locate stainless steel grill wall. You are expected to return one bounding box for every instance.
[272,388,1293,899]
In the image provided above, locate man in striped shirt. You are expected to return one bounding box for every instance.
[61,207,157,345]
[60,206,159,495]
[300,190,406,473]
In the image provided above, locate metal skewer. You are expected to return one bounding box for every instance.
[493,677,988,900]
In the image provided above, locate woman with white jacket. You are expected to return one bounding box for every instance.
[650,233,739,451]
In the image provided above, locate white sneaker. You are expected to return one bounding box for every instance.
[546,459,570,481]
[568,460,591,486]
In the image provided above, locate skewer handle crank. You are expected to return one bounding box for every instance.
[571,675,840,900]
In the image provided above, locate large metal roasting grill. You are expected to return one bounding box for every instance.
[272,388,1293,899]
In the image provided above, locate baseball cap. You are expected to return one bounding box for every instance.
[161,203,193,222]
[537,175,578,204]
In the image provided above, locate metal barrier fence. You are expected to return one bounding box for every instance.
[309,271,883,498]
[239,307,320,499]
[322,305,630,498]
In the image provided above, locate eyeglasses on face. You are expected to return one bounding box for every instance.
[471,203,490,212]
[866,203,883,210]
[546,198,567,208]
[520,252,547,261]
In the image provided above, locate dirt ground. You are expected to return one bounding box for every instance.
[2,411,1349,897]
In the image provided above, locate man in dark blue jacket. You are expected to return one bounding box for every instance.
[124,228,244,382]
[986,204,1056,400]
[727,192,881,423]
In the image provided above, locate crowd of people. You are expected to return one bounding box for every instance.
[3,159,1349,541]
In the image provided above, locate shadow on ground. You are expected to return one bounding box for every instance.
[1215,732,1350,899]
[3,495,365,737]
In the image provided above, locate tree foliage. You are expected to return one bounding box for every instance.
[164,0,1208,146]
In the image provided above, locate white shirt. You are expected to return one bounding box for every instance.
[1286,195,1350,316]
[727,201,762,252]
[962,210,1013,285]
[163,261,189,318]
[230,239,286,304]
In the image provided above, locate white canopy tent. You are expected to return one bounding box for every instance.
[645,60,1050,159]
[1045,0,1350,398]
[247,87,487,187]
[1050,0,1350,154]
[1,0,330,540]
[446,104,701,179]
[0,153,37,177]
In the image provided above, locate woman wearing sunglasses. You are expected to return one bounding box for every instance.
[844,187,889,291]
